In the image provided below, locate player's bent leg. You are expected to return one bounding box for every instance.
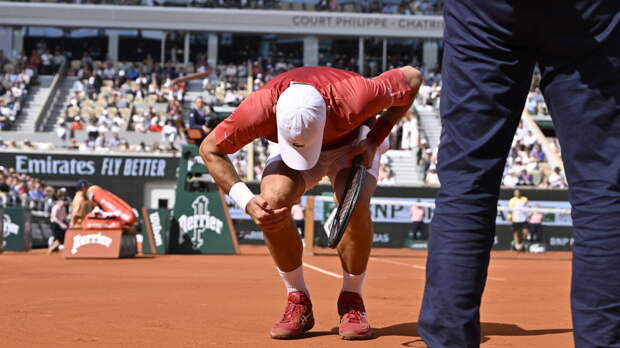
[260,160,314,339]
[260,160,306,272]
[333,169,377,275]
[332,167,377,340]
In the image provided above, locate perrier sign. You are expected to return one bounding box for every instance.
[2,207,31,251]
[169,144,239,254]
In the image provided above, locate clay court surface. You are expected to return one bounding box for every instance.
[1,246,573,347]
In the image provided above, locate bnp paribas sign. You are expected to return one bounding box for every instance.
[169,191,238,254]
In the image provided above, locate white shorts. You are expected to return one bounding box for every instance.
[265,126,388,191]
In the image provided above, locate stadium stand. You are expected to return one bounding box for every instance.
[1,52,34,131]
[0,165,65,212]
[411,67,569,188]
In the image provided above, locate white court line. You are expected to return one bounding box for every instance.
[303,263,343,279]
[369,257,505,282]
[370,257,426,270]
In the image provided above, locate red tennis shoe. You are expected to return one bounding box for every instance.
[270,291,315,339]
[337,291,373,340]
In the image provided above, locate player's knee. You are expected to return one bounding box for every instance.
[260,190,293,210]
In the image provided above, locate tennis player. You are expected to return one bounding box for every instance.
[174,66,421,339]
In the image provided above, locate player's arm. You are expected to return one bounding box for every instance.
[354,66,423,168]
[171,71,211,85]
[199,132,244,194]
[199,122,289,230]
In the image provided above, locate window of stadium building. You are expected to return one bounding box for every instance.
[118,30,163,62]
[387,39,442,69]
[21,27,168,63]
[216,33,303,67]
[23,27,108,62]
[319,38,359,72]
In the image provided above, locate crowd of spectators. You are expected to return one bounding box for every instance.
[501,121,549,187]
[408,63,569,189]
[525,87,549,117]
[0,134,181,154]
[54,52,255,152]
[0,50,36,131]
[3,43,568,189]
[0,166,70,212]
[24,0,443,15]
[416,117,568,188]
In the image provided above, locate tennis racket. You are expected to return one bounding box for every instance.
[328,156,366,248]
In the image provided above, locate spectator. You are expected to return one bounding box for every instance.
[425,168,439,185]
[528,204,544,243]
[502,171,519,187]
[400,112,419,150]
[72,79,85,93]
[0,100,13,130]
[508,189,529,252]
[53,51,65,71]
[70,179,96,228]
[48,197,69,254]
[548,166,567,188]
[40,49,53,75]
[28,181,45,202]
[189,97,212,136]
[291,199,305,240]
[377,163,396,185]
[410,201,426,240]
[162,119,178,143]
[86,119,99,141]
[517,169,533,186]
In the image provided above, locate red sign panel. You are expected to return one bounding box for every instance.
[63,229,123,258]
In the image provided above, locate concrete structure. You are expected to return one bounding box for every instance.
[0,3,443,69]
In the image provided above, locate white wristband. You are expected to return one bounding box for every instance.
[229,182,255,213]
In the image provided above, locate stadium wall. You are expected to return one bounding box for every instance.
[234,183,574,251]
[0,3,443,38]
[0,150,573,251]
[0,150,179,208]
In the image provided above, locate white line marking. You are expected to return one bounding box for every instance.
[370,257,426,270]
[303,263,343,279]
[369,257,505,281]
[487,276,505,281]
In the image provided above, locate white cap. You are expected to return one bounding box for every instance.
[276,83,327,170]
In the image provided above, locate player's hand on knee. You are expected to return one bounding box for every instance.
[350,139,377,169]
[247,196,290,230]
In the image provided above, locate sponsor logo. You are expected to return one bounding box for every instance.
[14,155,167,177]
[71,232,113,254]
[2,215,20,248]
[149,212,164,247]
[240,231,264,241]
[550,237,574,247]
[178,196,224,249]
[16,155,95,175]
[529,243,547,254]
[409,242,428,250]
[373,233,390,243]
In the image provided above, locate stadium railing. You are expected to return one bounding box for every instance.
[34,59,68,132]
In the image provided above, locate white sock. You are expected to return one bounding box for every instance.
[277,265,309,297]
[341,270,366,295]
